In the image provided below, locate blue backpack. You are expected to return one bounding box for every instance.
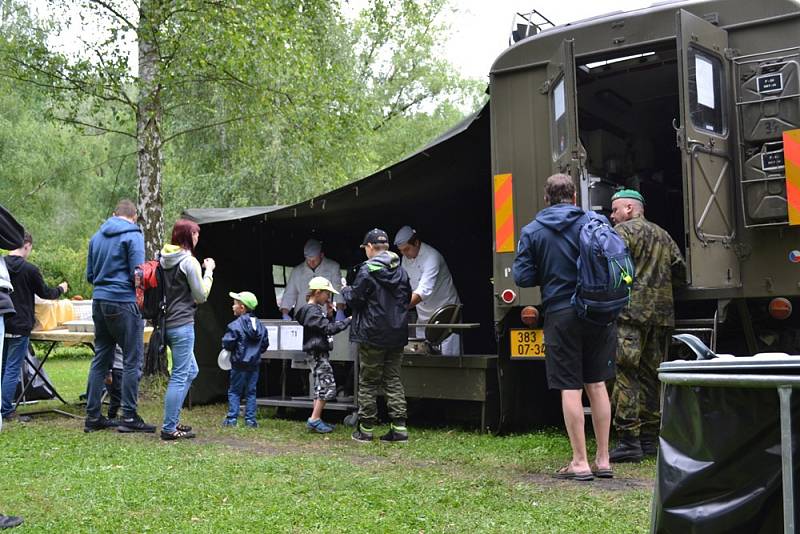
[572,211,635,325]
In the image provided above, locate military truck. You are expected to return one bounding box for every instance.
[490,0,800,425]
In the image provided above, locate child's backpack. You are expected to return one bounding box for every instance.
[135,259,166,321]
[572,211,635,326]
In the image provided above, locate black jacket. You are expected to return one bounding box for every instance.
[0,204,24,317]
[342,251,411,348]
[4,255,64,335]
[295,302,351,355]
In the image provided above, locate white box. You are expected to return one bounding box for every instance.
[265,326,279,351]
[279,324,304,351]
[72,300,93,320]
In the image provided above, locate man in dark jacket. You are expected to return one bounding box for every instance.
[2,232,69,422]
[512,174,616,481]
[84,199,152,433]
[343,228,412,443]
[0,203,25,529]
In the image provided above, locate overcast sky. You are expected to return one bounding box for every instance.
[29,0,657,79]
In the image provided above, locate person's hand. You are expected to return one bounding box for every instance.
[282,313,291,321]
[203,258,216,272]
[340,277,347,288]
[58,281,69,294]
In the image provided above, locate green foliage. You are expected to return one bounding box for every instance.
[29,241,94,298]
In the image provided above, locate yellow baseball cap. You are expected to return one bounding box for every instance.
[308,276,338,294]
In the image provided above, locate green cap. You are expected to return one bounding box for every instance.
[611,189,645,205]
[229,291,258,310]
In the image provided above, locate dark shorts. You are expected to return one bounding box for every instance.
[543,306,616,390]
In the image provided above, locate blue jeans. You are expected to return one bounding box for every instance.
[1,335,29,417]
[162,323,199,433]
[226,368,259,424]
[86,300,144,420]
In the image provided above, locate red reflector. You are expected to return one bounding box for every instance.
[521,306,539,327]
[769,298,792,320]
[501,289,516,304]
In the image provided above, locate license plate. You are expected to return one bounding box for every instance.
[510,329,545,358]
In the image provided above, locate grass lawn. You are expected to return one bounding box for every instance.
[2,349,656,533]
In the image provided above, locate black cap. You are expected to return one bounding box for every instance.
[360,228,389,247]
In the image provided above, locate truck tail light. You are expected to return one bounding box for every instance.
[769,298,792,320]
[521,306,539,327]
[500,289,517,304]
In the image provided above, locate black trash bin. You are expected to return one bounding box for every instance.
[653,355,800,533]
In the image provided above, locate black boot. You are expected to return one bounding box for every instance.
[610,434,644,463]
[640,433,659,457]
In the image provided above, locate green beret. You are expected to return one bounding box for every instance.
[611,189,645,205]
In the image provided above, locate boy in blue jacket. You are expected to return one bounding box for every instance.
[222,291,269,428]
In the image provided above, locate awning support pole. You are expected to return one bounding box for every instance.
[778,386,795,534]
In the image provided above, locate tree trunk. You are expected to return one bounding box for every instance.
[137,1,168,377]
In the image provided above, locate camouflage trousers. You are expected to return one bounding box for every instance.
[311,353,337,401]
[611,322,671,437]
[357,343,407,428]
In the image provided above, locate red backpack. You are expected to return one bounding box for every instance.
[135,259,165,320]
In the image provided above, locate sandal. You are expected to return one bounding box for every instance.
[592,464,614,479]
[176,423,193,432]
[160,429,196,441]
[553,465,594,481]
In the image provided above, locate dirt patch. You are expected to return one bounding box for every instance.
[518,472,654,492]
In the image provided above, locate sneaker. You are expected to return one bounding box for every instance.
[245,420,258,428]
[307,418,333,434]
[5,412,32,423]
[117,414,157,433]
[84,415,116,433]
[160,429,196,441]
[379,423,409,443]
[222,419,237,427]
[351,425,374,443]
[176,423,193,432]
[609,435,644,463]
[0,514,23,529]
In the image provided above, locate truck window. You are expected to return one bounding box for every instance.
[552,77,568,158]
[273,264,293,305]
[688,47,726,136]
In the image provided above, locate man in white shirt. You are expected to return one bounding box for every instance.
[280,239,344,320]
[394,226,462,355]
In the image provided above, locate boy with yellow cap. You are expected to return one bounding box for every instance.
[294,276,351,433]
[222,291,269,428]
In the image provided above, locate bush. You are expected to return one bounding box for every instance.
[29,243,93,299]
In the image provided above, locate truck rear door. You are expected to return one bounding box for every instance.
[546,39,585,188]
[676,9,741,288]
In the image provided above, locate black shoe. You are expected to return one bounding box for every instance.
[351,425,374,443]
[640,434,659,457]
[0,514,23,529]
[610,436,644,463]
[84,415,116,433]
[117,414,156,433]
[5,412,31,423]
[379,423,409,443]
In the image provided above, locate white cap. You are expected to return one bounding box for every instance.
[303,238,322,258]
[393,225,416,246]
[217,349,232,371]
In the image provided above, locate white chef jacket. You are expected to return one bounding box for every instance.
[280,257,343,310]
[402,242,460,322]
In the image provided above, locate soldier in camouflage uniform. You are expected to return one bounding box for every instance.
[608,190,686,463]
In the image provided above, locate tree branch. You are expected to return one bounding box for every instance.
[162,112,272,144]
[57,116,137,138]
[86,0,137,31]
